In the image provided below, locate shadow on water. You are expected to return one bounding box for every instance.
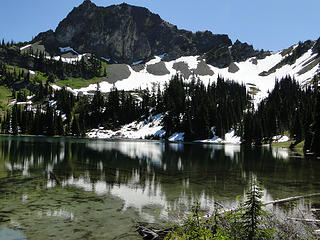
[0,136,320,239]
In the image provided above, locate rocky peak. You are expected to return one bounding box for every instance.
[32,2,265,66]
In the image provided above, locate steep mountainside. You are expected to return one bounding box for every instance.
[32,0,266,67]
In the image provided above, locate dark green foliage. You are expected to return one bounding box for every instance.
[0,72,249,140]
[165,181,274,240]
[242,76,316,146]
[0,44,103,80]
[308,75,320,156]
[242,181,266,240]
[163,74,249,140]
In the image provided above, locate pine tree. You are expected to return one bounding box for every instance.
[242,180,266,240]
[11,104,18,135]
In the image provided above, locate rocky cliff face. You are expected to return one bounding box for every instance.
[33,0,266,66]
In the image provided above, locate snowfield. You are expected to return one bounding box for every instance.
[53,45,319,110]
[20,41,317,144]
[86,114,243,144]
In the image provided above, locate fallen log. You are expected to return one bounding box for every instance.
[136,226,159,240]
[136,225,173,240]
[264,193,320,206]
[216,193,320,216]
[287,217,320,223]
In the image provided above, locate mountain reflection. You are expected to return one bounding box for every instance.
[0,136,319,217]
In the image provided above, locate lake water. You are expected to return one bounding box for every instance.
[0,136,320,239]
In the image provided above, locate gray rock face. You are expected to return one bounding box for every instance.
[33,1,232,66]
[194,61,214,76]
[106,64,131,83]
[228,62,240,73]
[131,64,145,72]
[173,62,192,79]
[146,62,170,75]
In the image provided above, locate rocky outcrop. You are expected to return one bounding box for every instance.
[205,40,270,68]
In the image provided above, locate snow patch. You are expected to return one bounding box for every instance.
[9,101,32,106]
[132,60,143,66]
[168,132,184,142]
[52,54,86,64]
[20,44,31,51]
[87,113,165,140]
[272,135,290,143]
[101,57,111,62]
[196,128,241,144]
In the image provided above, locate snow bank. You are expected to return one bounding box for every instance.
[272,135,290,143]
[195,128,241,145]
[168,132,185,142]
[87,114,165,140]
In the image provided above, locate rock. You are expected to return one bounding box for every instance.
[33,1,232,66]
[173,62,192,79]
[194,60,214,76]
[106,64,131,83]
[228,62,240,73]
[146,62,170,76]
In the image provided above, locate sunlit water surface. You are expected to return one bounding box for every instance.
[0,136,320,239]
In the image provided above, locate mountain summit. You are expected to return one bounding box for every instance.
[33,1,265,67]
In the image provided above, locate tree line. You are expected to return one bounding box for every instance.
[242,75,320,155]
[1,69,320,156]
[0,74,249,141]
[0,40,106,80]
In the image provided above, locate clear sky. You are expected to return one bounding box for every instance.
[1,0,319,51]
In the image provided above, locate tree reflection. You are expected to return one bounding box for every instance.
[0,136,319,211]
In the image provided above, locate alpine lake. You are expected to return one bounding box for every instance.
[0,136,320,240]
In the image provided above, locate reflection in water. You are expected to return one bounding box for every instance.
[1,137,320,239]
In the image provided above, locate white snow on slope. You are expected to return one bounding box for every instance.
[87,114,165,139]
[68,48,319,108]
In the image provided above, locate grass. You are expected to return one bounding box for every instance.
[55,59,108,89]
[55,77,103,89]
[271,141,295,148]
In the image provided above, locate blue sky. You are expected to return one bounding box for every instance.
[1,0,319,51]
